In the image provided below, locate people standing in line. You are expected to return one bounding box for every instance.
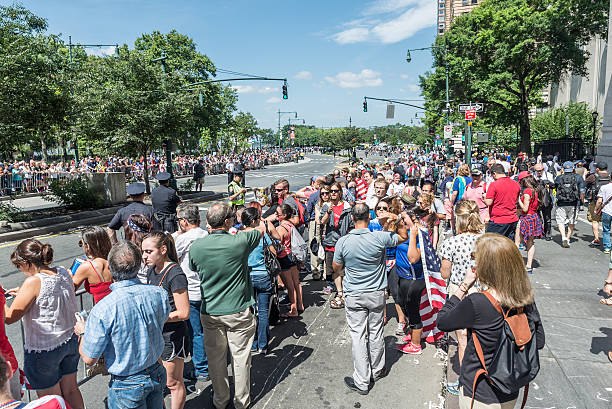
[387,173,405,197]
[586,162,610,248]
[172,203,210,381]
[333,203,408,395]
[6,240,84,409]
[554,161,585,248]
[76,241,170,409]
[483,163,520,240]
[193,159,205,192]
[151,172,181,234]
[366,178,389,216]
[437,233,545,409]
[595,172,612,254]
[533,163,555,241]
[142,232,190,409]
[189,203,264,409]
[73,226,113,304]
[320,182,355,308]
[107,182,157,244]
[273,178,303,227]
[450,164,472,206]
[516,172,544,273]
[439,199,484,396]
[310,184,331,280]
[228,173,247,210]
[422,181,447,222]
[242,207,276,354]
[273,204,304,318]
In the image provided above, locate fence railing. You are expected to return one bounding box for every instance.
[0,156,296,196]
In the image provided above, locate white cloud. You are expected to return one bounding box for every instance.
[400,74,410,79]
[257,87,276,94]
[294,71,313,80]
[266,97,281,104]
[84,46,117,57]
[406,84,421,93]
[232,85,255,94]
[331,0,435,44]
[325,69,383,88]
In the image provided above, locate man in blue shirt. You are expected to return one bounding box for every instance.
[333,203,408,395]
[75,241,170,409]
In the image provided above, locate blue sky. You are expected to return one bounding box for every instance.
[16,0,436,131]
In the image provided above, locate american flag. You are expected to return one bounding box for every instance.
[417,228,447,343]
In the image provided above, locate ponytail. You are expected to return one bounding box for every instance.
[143,232,179,263]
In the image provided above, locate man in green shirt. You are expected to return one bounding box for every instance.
[189,202,266,409]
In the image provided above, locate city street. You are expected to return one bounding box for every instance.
[0,153,611,408]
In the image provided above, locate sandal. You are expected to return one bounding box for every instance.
[280,313,299,319]
[600,298,612,306]
[330,294,345,309]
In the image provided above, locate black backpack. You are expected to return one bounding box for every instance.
[587,175,610,202]
[471,292,540,409]
[556,173,579,203]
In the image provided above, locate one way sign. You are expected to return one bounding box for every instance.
[458,103,484,112]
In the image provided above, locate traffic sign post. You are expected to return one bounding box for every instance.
[465,120,472,166]
[458,103,484,112]
[465,110,476,120]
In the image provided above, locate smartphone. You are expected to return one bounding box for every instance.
[70,258,86,275]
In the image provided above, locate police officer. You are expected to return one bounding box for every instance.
[106,182,157,244]
[151,172,181,233]
[234,158,245,186]
[228,172,246,210]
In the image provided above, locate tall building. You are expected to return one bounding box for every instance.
[437,0,480,35]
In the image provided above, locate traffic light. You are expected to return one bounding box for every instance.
[282,80,288,99]
[363,100,368,112]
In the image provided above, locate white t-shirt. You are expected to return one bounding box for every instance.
[173,227,209,301]
[387,182,404,196]
[597,183,612,216]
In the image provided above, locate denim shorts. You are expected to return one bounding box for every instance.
[24,334,80,390]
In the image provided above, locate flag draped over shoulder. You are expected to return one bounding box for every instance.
[417,228,447,343]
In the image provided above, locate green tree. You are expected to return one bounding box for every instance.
[420,0,608,153]
[531,102,598,145]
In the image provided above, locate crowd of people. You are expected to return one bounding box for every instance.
[8,146,610,409]
[0,148,303,196]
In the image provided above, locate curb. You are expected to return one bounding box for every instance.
[0,191,225,244]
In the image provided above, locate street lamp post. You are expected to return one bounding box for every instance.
[151,51,176,189]
[592,111,599,156]
[67,36,119,163]
[278,110,297,148]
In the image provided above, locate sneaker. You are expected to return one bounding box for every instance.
[604,249,611,254]
[397,342,422,355]
[518,243,526,251]
[400,333,412,344]
[562,240,570,248]
[590,239,601,247]
[259,348,268,355]
[344,376,369,395]
[446,380,460,396]
[372,367,387,382]
[526,267,533,274]
[395,322,407,336]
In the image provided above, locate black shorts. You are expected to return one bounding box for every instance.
[398,277,426,329]
[278,255,296,271]
[386,265,400,301]
[162,321,189,362]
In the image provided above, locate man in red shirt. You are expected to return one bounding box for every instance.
[483,163,521,240]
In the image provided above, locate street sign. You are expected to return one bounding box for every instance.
[444,125,453,139]
[465,110,476,120]
[290,126,295,130]
[386,104,395,119]
[451,122,463,127]
[458,103,484,112]
[476,132,489,143]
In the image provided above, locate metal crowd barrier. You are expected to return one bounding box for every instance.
[0,172,77,196]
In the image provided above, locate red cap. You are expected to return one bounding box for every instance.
[518,171,530,181]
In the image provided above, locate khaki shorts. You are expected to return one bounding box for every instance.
[555,205,578,226]
[587,201,602,223]
[459,386,517,409]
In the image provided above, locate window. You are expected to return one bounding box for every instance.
[462,0,469,5]
[439,2,445,7]
[439,9,445,14]
[472,0,478,3]
[438,16,445,22]
[439,29,445,34]
[439,23,445,28]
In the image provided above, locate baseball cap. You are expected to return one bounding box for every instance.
[400,192,416,206]
[471,168,483,176]
[518,171,530,181]
[563,161,574,171]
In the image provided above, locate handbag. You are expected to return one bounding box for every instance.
[595,195,612,216]
[310,237,319,255]
[263,232,281,277]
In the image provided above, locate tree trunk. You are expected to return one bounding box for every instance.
[60,135,68,163]
[143,149,150,195]
[518,85,532,154]
[39,130,48,162]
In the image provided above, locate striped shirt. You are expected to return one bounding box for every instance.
[355,178,368,201]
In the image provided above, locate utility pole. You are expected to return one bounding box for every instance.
[277,110,297,148]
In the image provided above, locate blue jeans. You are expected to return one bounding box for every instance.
[107,362,166,409]
[252,274,273,350]
[187,300,208,376]
[603,212,612,250]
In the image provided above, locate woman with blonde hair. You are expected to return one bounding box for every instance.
[437,233,545,409]
[438,199,483,395]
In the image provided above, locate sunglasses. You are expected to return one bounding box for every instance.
[78,240,84,248]
[330,189,340,193]
[376,206,389,211]
[321,191,330,195]
[275,188,285,192]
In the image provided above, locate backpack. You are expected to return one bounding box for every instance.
[262,232,282,277]
[290,225,308,263]
[471,292,540,409]
[555,173,579,203]
[587,175,610,202]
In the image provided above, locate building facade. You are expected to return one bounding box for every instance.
[437,0,480,35]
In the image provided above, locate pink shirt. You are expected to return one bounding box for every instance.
[463,181,489,223]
